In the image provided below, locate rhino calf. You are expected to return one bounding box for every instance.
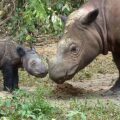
[0,37,48,91]
[48,0,120,93]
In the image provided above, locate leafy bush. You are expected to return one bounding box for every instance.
[3,0,87,43]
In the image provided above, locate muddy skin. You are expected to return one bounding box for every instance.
[48,0,120,94]
[0,37,48,92]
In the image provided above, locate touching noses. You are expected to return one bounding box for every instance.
[40,64,48,75]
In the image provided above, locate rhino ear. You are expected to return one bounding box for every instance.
[60,15,68,24]
[16,46,26,57]
[81,9,99,25]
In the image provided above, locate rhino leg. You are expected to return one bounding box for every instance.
[12,67,19,90]
[2,62,14,92]
[111,53,120,91]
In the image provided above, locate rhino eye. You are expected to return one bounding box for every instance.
[70,44,79,54]
[31,60,36,67]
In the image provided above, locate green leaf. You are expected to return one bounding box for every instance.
[26,35,32,41]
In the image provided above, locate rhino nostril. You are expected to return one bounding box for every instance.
[40,67,48,74]
[39,69,48,78]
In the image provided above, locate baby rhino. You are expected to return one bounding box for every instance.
[0,37,48,91]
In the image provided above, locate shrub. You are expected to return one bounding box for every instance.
[2,0,87,43]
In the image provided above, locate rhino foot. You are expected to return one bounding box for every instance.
[3,87,13,92]
[12,87,19,91]
[3,86,19,92]
[102,90,115,96]
[110,85,120,92]
[102,87,120,96]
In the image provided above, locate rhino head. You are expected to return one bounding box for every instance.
[17,46,48,78]
[48,8,106,84]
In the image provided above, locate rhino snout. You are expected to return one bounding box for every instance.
[38,64,48,78]
[48,58,67,84]
[24,60,48,78]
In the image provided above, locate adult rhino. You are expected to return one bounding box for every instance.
[0,37,48,91]
[48,0,120,93]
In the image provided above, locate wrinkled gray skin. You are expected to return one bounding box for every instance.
[48,0,120,92]
[19,47,47,77]
[0,37,47,91]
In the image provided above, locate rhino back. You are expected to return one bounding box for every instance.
[0,40,6,60]
[105,0,120,42]
[0,37,21,67]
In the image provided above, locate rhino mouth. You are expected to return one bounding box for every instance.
[49,63,78,84]
[52,74,75,84]
[28,70,48,78]
[35,73,48,78]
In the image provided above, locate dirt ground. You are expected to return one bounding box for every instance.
[0,40,120,105]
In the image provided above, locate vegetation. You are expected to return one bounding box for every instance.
[0,89,61,120]
[66,99,120,120]
[0,88,120,120]
[0,0,86,43]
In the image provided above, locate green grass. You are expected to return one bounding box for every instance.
[1,89,120,120]
[0,88,61,120]
[66,99,120,120]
